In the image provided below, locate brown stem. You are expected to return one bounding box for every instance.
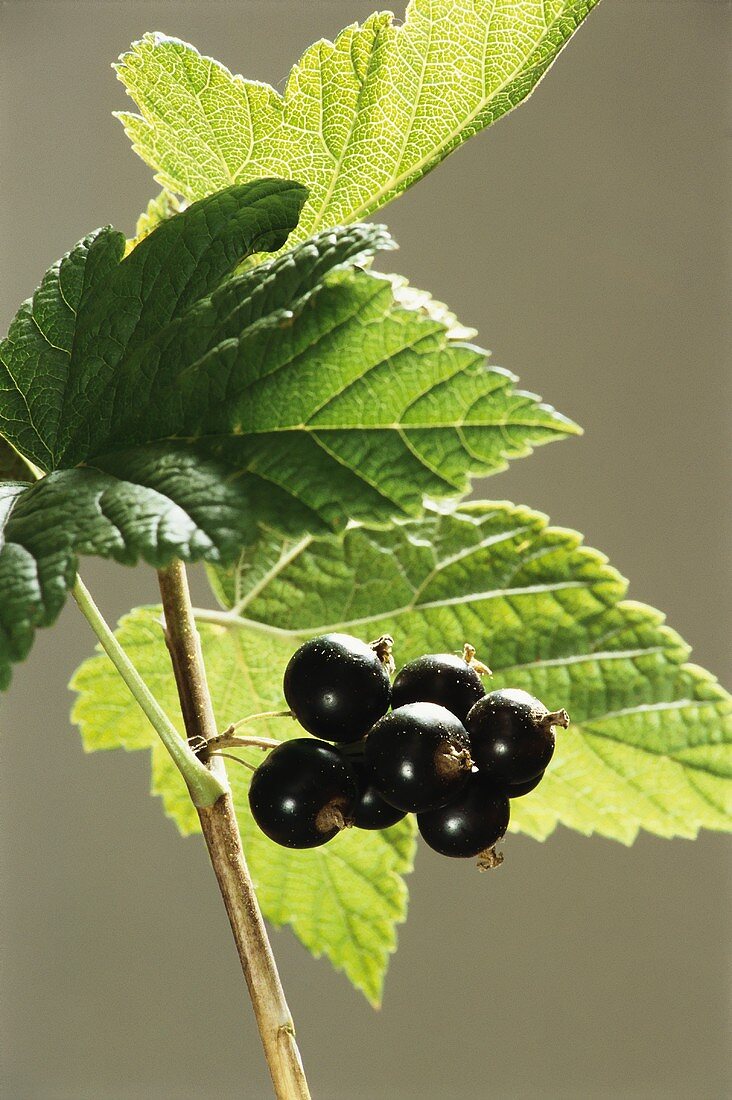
[198,794,311,1099]
[157,561,311,1100]
[157,561,219,760]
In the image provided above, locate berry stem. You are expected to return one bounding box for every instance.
[209,751,258,772]
[212,733,282,752]
[230,709,294,730]
[157,560,311,1100]
[194,606,295,638]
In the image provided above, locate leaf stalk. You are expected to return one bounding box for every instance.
[71,575,225,807]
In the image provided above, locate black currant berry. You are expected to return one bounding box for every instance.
[248,739,358,848]
[364,702,472,813]
[391,650,487,723]
[417,774,510,858]
[507,771,545,798]
[341,751,408,830]
[466,688,569,784]
[283,633,391,743]
[353,783,408,830]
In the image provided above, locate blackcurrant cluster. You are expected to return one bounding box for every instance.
[248,633,569,863]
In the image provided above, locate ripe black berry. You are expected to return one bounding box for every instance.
[391,651,486,723]
[417,774,510,858]
[353,782,408,830]
[507,771,545,798]
[338,750,408,830]
[283,633,391,743]
[466,688,569,784]
[248,739,358,848]
[364,702,472,813]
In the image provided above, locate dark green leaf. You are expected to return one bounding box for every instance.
[0,453,257,690]
[0,179,307,472]
[0,189,575,688]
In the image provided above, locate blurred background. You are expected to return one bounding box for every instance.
[1,1,730,1097]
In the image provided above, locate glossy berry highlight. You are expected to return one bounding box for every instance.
[248,738,358,849]
[283,632,391,743]
[365,702,472,813]
[466,688,569,784]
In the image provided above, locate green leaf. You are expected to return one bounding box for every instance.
[0,194,574,689]
[125,189,183,254]
[115,0,601,247]
[70,496,730,993]
[0,453,269,691]
[74,231,576,527]
[0,179,307,473]
[0,180,306,689]
[205,501,731,844]
[70,606,416,1006]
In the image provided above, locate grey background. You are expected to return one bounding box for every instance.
[1,1,730,1097]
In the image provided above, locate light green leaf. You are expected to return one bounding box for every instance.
[70,497,730,992]
[70,607,416,1006]
[205,501,731,844]
[116,0,601,247]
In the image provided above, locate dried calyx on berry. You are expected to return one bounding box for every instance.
[248,739,358,849]
[370,633,396,677]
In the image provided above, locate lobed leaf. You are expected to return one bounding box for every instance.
[0,188,575,689]
[0,453,266,691]
[71,497,730,995]
[115,0,601,248]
